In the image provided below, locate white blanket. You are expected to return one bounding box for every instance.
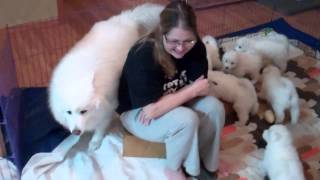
[21,124,171,180]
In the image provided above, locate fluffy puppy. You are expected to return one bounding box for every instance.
[208,70,259,125]
[259,65,300,124]
[262,125,305,180]
[49,3,163,151]
[222,50,263,83]
[235,35,289,71]
[202,35,223,70]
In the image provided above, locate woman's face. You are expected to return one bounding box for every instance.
[163,27,197,59]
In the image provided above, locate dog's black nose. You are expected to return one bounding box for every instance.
[72,129,82,135]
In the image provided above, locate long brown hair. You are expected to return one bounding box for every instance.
[145,1,199,77]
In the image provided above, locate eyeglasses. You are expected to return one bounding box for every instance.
[164,35,197,47]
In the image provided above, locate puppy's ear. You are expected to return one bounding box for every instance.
[262,130,268,142]
[269,130,280,142]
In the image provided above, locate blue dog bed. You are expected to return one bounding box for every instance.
[0,88,69,172]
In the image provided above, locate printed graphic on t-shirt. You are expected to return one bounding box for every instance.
[163,70,189,95]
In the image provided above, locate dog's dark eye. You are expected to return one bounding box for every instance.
[231,62,235,65]
[80,110,88,115]
[66,111,72,115]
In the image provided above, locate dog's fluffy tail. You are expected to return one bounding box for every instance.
[281,77,300,124]
[119,3,164,35]
[202,35,221,70]
[251,101,259,115]
[289,89,300,124]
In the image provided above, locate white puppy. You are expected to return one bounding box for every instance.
[202,35,223,70]
[222,49,263,83]
[208,70,259,125]
[49,3,163,151]
[235,35,289,71]
[265,31,289,44]
[262,124,305,180]
[259,65,300,124]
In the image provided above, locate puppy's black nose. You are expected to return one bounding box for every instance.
[225,67,229,70]
[72,129,82,135]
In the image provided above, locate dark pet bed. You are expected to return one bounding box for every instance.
[258,0,320,15]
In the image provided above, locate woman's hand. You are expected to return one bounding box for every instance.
[190,75,210,97]
[139,104,156,126]
[138,75,210,126]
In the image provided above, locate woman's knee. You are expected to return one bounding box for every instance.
[197,96,224,114]
[168,107,200,129]
[195,96,226,127]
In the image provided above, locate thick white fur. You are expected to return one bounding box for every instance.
[222,50,263,83]
[259,65,300,124]
[262,125,305,180]
[202,35,222,70]
[208,70,259,125]
[235,33,289,71]
[49,3,164,151]
[265,31,289,44]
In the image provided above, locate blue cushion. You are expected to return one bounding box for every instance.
[2,87,69,172]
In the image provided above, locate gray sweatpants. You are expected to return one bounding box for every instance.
[120,96,225,176]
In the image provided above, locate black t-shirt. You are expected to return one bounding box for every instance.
[116,39,208,114]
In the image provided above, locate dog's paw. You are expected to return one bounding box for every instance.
[88,139,103,152]
[235,120,248,126]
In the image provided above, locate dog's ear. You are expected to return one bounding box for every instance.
[92,71,99,90]
[92,95,108,109]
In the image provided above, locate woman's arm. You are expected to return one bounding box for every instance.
[139,75,209,125]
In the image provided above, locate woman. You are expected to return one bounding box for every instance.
[116,1,225,177]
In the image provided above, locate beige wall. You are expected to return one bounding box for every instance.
[0,0,58,28]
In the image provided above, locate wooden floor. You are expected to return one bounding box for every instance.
[0,0,319,88]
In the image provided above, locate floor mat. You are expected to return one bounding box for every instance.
[257,0,320,15]
[217,43,320,180]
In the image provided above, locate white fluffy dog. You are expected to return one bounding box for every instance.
[259,65,300,124]
[208,70,259,125]
[222,49,263,83]
[262,124,305,180]
[49,3,163,151]
[235,34,289,71]
[202,35,223,70]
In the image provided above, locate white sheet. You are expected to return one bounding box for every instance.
[21,123,174,180]
[0,157,18,180]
